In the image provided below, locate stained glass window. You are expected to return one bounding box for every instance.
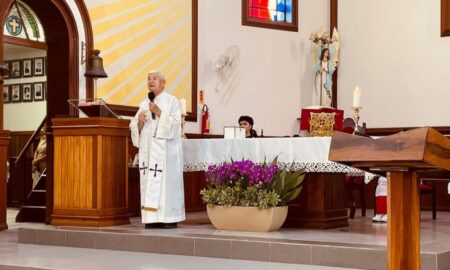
[3,1,45,42]
[243,0,297,32]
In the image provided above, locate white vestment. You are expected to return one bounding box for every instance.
[375,177,387,197]
[130,91,185,223]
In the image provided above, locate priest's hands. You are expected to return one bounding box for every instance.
[137,111,146,132]
[149,102,162,117]
[138,112,147,122]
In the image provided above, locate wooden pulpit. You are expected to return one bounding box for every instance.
[0,131,10,231]
[51,118,130,226]
[329,127,450,270]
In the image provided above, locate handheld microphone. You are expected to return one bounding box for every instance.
[148,91,155,119]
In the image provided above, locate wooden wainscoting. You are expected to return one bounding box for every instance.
[0,131,11,231]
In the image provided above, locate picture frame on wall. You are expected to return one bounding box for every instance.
[33,82,44,101]
[10,84,21,102]
[10,60,21,78]
[22,83,33,102]
[2,85,9,103]
[3,61,10,79]
[33,57,45,76]
[22,59,33,77]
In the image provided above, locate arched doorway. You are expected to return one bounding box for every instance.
[1,0,93,224]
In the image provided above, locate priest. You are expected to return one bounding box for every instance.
[130,70,185,229]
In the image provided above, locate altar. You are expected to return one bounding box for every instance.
[182,137,372,229]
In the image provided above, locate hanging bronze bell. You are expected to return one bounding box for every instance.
[84,50,108,78]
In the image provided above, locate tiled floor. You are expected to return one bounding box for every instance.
[3,209,450,270]
[1,210,359,270]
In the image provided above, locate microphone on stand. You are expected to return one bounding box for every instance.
[148,91,155,119]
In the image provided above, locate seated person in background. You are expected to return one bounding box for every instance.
[238,115,257,138]
[32,134,46,188]
[372,176,387,223]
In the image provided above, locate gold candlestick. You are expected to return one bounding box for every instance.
[351,106,362,134]
[181,114,187,139]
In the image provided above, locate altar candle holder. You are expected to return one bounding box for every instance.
[351,106,362,135]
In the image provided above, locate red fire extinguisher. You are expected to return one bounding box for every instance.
[201,104,210,134]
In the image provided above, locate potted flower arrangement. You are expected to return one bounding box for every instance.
[201,159,305,232]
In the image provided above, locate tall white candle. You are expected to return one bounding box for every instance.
[353,86,361,107]
[179,99,187,115]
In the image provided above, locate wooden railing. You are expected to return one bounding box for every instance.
[15,116,47,166]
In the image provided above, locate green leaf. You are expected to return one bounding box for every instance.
[283,170,305,192]
[281,186,303,203]
[274,170,286,195]
[271,155,278,165]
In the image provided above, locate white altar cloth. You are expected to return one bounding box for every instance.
[182,137,374,178]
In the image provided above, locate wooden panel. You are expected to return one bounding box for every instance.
[100,135,127,209]
[388,172,420,270]
[51,118,130,226]
[0,131,10,231]
[184,171,207,212]
[7,157,32,207]
[54,135,96,209]
[367,126,450,136]
[424,128,450,169]
[330,0,338,108]
[284,173,348,229]
[330,128,450,170]
[442,0,450,36]
[7,131,40,158]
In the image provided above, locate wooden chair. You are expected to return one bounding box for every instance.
[345,174,366,218]
[342,118,368,218]
[419,180,437,220]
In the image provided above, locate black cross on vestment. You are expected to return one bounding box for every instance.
[149,163,163,177]
[139,162,148,175]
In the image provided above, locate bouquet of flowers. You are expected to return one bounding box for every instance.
[201,159,305,210]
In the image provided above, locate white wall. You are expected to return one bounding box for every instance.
[3,45,47,131]
[185,0,329,136]
[338,0,450,128]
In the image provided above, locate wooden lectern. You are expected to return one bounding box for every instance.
[51,117,130,226]
[329,127,450,270]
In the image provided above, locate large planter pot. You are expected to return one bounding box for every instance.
[206,205,288,232]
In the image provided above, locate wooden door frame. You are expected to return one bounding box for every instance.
[1,0,93,224]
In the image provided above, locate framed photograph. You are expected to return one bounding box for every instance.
[3,61,10,79]
[22,58,33,77]
[2,85,9,103]
[33,82,45,101]
[10,60,21,78]
[10,84,21,102]
[33,57,45,76]
[22,83,33,102]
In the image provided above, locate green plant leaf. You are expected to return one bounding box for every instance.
[271,155,278,165]
[274,170,286,195]
[283,170,305,192]
[281,185,303,203]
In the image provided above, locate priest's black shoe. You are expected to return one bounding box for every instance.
[162,222,177,229]
[145,223,164,229]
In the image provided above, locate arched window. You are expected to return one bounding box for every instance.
[242,0,298,32]
[3,0,45,42]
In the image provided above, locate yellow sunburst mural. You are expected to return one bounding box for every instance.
[85,0,193,111]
